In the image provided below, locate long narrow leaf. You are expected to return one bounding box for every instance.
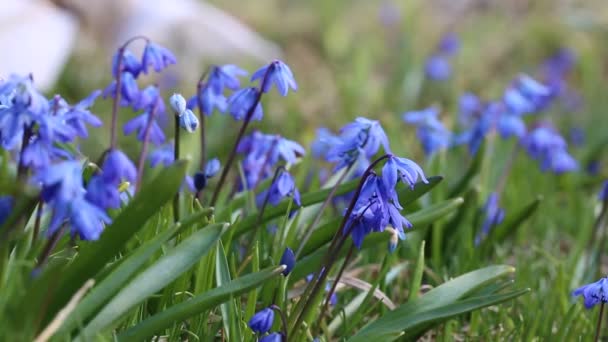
[75,222,225,339]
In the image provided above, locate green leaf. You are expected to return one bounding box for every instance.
[230,178,360,238]
[482,196,542,250]
[448,143,484,198]
[25,161,190,329]
[116,266,285,341]
[349,265,526,341]
[215,241,242,342]
[408,240,425,300]
[350,289,529,341]
[57,209,212,336]
[74,222,225,339]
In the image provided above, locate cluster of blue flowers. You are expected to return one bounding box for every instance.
[0,73,113,239]
[248,307,283,341]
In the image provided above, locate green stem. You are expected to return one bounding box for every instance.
[595,302,605,342]
[173,114,181,223]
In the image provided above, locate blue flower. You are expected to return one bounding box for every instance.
[149,142,174,168]
[133,86,165,114]
[256,171,301,207]
[248,307,274,334]
[238,131,305,189]
[311,127,341,158]
[382,155,428,191]
[454,102,500,155]
[251,60,297,96]
[280,247,295,276]
[34,161,86,203]
[541,149,578,174]
[325,118,391,171]
[600,181,608,202]
[458,92,481,126]
[425,55,451,81]
[64,90,103,139]
[123,111,166,146]
[48,196,112,240]
[111,50,142,78]
[188,88,227,116]
[520,125,567,160]
[503,74,551,114]
[475,192,505,245]
[86,175,121,210]
[0,74,49,150]
[179,109,199,133]
[573,277,608,309]
[437,32,460,56]
[141,42,177,74]
[497,113,526,139]
[260,333,283,342]
[228,88,263,121]
[207,64,248,93]
[205,158,221,178]
[22,136,71,169]
[0,196,13,226]
[103,72,140,106]
[101,150,137,184]
[193,158,221,191]
[403,107,451,156]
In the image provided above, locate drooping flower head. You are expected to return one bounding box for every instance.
[279,247,296,276]
[228,88,263,121]
[573,277,608,309]
[141,42,177,74]
[248,308,274,334]
[251,60,297,96]
[193,158,221,192]
[0,196,14,226]
[324,117,391,172]
[187,64,248,116]
[345,154,427,249]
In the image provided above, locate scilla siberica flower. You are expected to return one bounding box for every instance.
[322,117,391,172]
[248,307,274,334]
[187,64,248,115]
[280,247,295,276]
[402,106,451,156]
[193,158,221,192]
[238,131,305,189]
[228,88,263,121]
[475,192,505,245]
[520,123,578,174]
[34,161,111,240]
[251,60,297,96]
[346,154,427,249]
[123,87,166,146]
[0,74,49,150]
[256,171,301,208]
[455,101,501,155]
[573,277,608,309]
[141,42,177,74]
